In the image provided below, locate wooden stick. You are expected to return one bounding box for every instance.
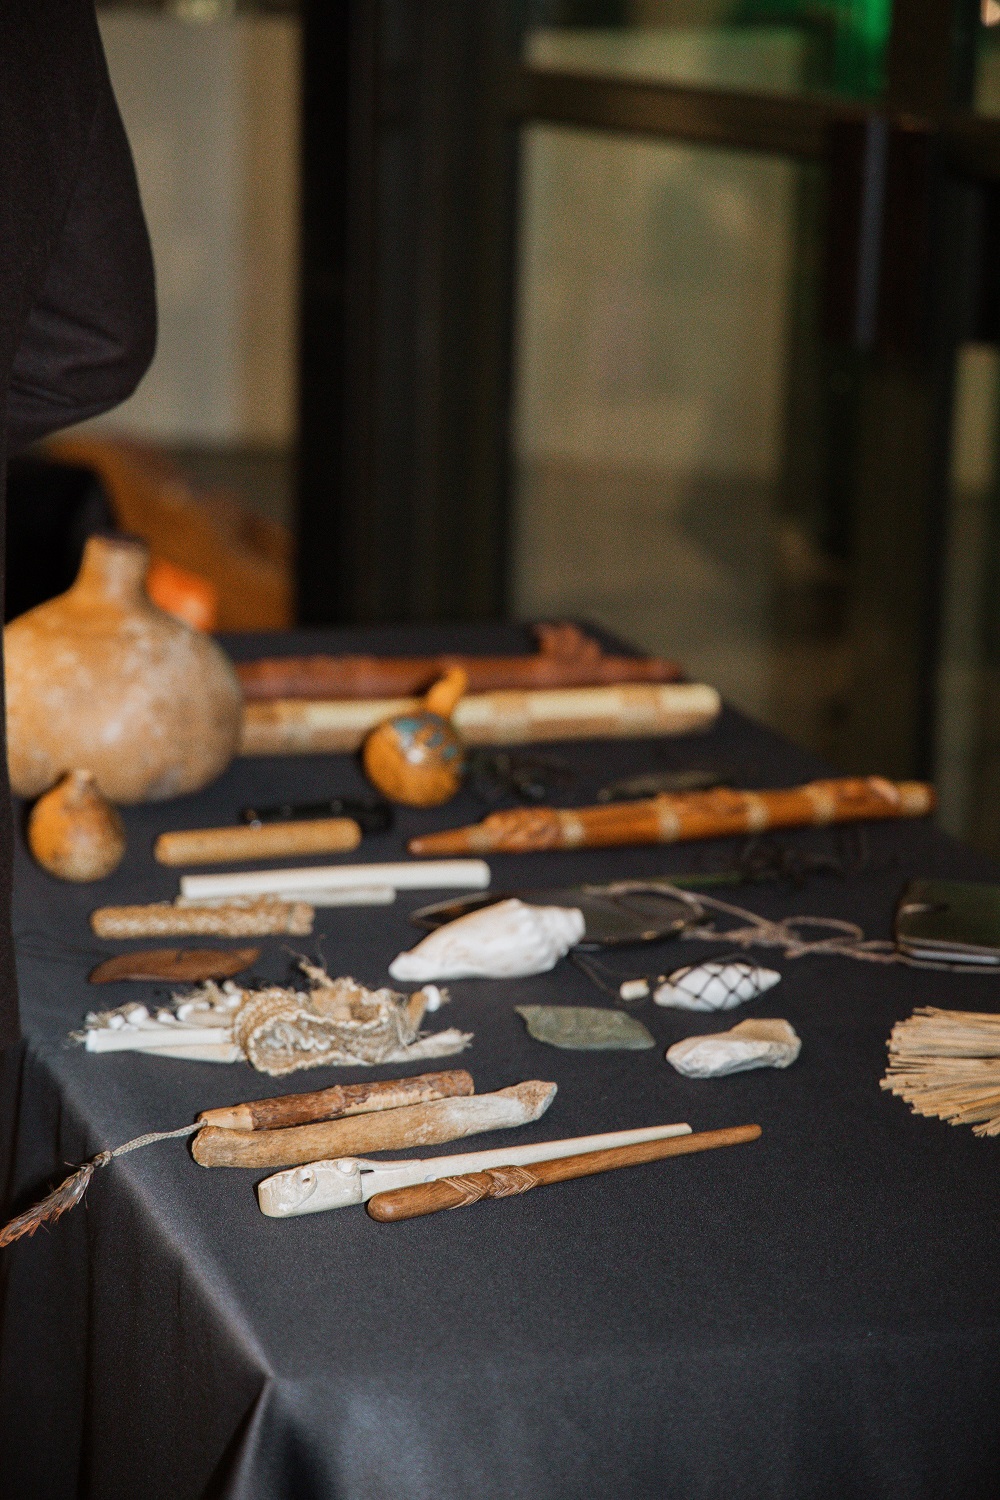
[155,818,361,866]
[192,1081,556,1167]
[91,898,314,939]
[239,683,720,756]
[179,859,489,903]
[236,624,681,700]
[198,1068,474,1130]
[408,777,935,857]
[367,1123,762,1221]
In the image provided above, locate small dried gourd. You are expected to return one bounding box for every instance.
[362,668,467,807]
[28,770,127,882]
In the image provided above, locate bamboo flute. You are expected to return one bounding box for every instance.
[239,682,720,756]
[155,818,361,867]
[408,776,935,857]
[367,1123,762,1221]
[198,1069,474,1131]
[192,1081,556,1168]
[236,624,681,701]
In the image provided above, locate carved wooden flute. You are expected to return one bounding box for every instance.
[236,623,681,700]
[367,1123,762,1220]
[408,777,935,857]
[198,1068,474,1131]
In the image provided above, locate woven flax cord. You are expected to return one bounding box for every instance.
[0,1123,201,1249]
[440,1165,539,1208]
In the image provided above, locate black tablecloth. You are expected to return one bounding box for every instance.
[3,623,1000,1500]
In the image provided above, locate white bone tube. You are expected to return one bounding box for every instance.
[179,859,491,902]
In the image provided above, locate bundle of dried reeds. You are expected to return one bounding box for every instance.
[882,1006,1000,1136]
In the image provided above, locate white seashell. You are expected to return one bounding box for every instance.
[389,898,585,982]
[653,961,780,1011]
[666,1018,800,1078]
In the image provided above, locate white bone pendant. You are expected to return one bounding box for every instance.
[389,898,585,981]
[653,961,780,1011]
[666,1018,801,1078]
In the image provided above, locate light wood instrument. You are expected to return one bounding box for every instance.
[408,777,935,857]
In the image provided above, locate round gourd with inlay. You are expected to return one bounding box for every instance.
[362,669,467,807]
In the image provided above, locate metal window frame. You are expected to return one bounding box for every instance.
[296,0,1000,780]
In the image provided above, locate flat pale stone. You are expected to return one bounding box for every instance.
[666,1018,800,1078]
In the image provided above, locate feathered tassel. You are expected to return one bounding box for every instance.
[0,1150,112,1249]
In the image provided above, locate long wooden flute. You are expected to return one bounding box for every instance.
[408,776,935,857]
[236,624,681,701]
[367,1123,761,1220]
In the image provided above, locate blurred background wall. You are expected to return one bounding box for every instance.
[20,0,1000,862]
[87,6,300,522]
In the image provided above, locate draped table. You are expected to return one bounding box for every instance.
[2,623,1000,1500]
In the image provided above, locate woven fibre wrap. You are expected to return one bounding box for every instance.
[233,979,420,1076]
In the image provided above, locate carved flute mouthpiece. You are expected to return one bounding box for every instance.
[407,777,935,857]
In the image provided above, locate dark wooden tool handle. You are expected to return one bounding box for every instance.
[199,1069,474,1131]
[366,1123,761,1222]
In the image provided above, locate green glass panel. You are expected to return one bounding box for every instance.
[975,21,1000,114]
[511,125,857,765]
[935,344,1000,853]
[527,0,892,101]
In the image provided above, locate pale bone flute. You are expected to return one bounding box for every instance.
[91,898,315,939]
[407,776,936,857]
[257,1121,693,1216]
[177,888,395,908]
[193,1081,557,1168]
[179,859,490,903]
[155,818,361,867]
[239,682,721,756]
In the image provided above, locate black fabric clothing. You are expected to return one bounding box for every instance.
[0,1,156,1046]
[3,623,1000,1499]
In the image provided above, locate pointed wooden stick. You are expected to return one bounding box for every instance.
[367,1123,761,1221]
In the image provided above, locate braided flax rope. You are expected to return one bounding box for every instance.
[441,1164,540,1207]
